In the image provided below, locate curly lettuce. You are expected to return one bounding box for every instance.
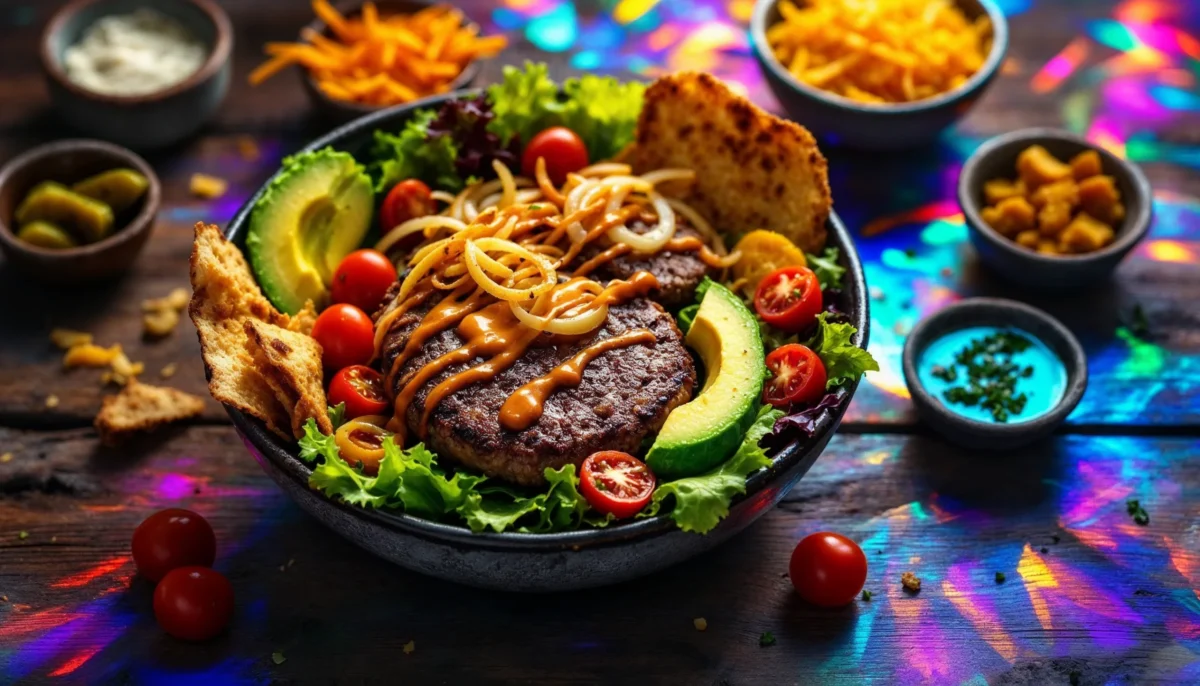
[370,108,460,193]
[807,312,879,389]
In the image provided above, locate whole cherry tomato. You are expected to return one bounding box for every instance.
[521,127,589,186]
[579,451,656,519]
[331,249,397,315]
[789,532,868,607]
[379,179,434,233]
[764,344,828,408]
[154,566,234,642]
[328,365,390,419]
[754,266,823,334]
[131,509,216,583]
[311,303,375,370]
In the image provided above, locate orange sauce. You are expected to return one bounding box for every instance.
[573,244,632,276]
[499,329,656,431]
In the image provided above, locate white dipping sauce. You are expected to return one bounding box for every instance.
[63,8,208,97]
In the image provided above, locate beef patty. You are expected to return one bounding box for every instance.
[579,213,713,308]
[380,294,697,486]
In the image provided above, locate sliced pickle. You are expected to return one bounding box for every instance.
[72,168,150,213]
[16,220,79,250]
[15,181,114,243]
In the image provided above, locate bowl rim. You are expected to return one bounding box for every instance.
[901,297,1087,437]
[957,126,1154,264]
[0,138,161,259]
[300,0,483,116]
[217,89,870,549]
[39,0,233,105]
[749,0,1009,114]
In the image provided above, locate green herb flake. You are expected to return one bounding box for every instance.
[759,631,776,647]
[1126,498,1150,526]
[18,531,28,540]
[933,331,1035,422]
[271,651,286,666]
[995,572,1006,584]
[861,589,873,601]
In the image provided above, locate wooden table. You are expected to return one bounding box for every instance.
[2,1,1198,683]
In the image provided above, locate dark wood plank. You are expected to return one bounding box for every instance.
[1,428,1197,683]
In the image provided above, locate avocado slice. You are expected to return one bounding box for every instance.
[646,282,766,479]
[246,148,374,314]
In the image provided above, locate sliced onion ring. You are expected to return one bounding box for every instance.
[607,191,676,254]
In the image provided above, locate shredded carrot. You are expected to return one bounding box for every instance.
[250,1,507,107]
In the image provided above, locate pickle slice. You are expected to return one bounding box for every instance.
[72,168,150,213]
[15,181,114,243]
[16,220,79,250]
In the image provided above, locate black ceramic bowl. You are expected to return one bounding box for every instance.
[958,128,1154,291]
[299,0,482,125]
[902,298,1086,450]
[221,91,870,591]
[40,0,232,150]
[750,0,1008,150]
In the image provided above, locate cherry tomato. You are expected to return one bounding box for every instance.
[328,365,389,419]
[131,509,216,583]
[789,532,868,607]
[764,344,828,408]
[521,127,589,186]
[311,303,375,370]
[154,566,234,641]
[754,266,823,333]
[379,179,434,233]
[331,249,397,315]
[579,451,656,519]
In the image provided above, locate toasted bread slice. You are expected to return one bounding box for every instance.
[188,222,327,439]
[244,319,332,438]
[627,72,832,253]
[95,379,205,446]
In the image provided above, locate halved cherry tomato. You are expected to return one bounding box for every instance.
[521,127,589,186]
[131,509,216,583]
[311,303,375,370]
[328,365,389,419]
[579,451,656,519]
[380,179,434,233]
[154,566,234,641]
[789,532,867,607]
[331,249,397,315]
[764,344,827,408]
[754,266,822,333]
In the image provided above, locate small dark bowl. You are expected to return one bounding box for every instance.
[40,0,232,150]
[0,139,161,285]
[300,0,482,125]
[220,91,871,591]
[902,298,1087,450]
[750,0,1008,150]
[958,128,1154,291]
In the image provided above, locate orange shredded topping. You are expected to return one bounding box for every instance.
[249,1,507,107]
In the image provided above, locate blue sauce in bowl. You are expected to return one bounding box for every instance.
[917,326,1067,424]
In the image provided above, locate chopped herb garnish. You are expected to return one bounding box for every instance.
[759,631,776,647]
[18,531,28,540]
[529,204,543,210]
[995,571,1006,584]
[904,248,917,258]
[271,651,286,665]
[861,589,873,601]
[1126,498,1150,526]
[1130,303,1150,338]
[933,331,1035,422]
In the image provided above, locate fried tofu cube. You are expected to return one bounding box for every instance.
[1015,230,1040,249]
[980,196,1036,237]
[1030,178,1079,210]
[1077,175,1124,224]
[983,178,1024,205]
[1070,149,1103,180]
[1059,212,1115,253]
[1038,201,1074,236]
[1016,145,1072,189]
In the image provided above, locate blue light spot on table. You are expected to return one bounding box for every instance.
[526,3,578,52]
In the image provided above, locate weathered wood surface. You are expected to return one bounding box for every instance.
[1,0,1198,683]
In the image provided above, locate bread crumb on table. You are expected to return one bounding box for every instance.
[901,571,921,593]
[693,617,708,631]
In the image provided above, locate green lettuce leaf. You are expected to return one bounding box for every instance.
[455,464,590,533]
[646,405,783,534]
[806,247,846,291]
[370,109,461,193]
[327,403,347,430]
[808,312,879,388]
[485,61,564,149]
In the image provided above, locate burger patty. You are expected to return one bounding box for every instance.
[579,214,713,308]
[380,295,697,486]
